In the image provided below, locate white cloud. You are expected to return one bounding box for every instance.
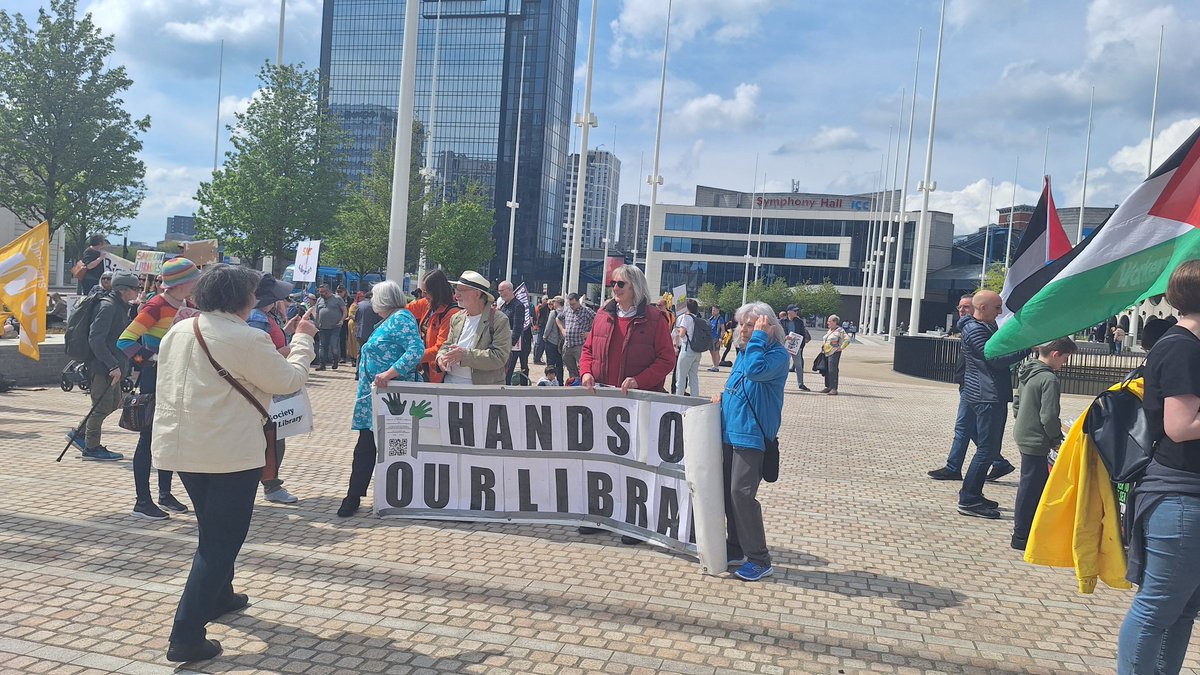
[946,0,1029,29]
[608,0,785,62]
[218,92,257,121]
[667,140,706,182]
[774,126,869,155]
[921,178,1042,235]
[1107,117,1200,175]
[674,83,760,133]
[127,161,214,241]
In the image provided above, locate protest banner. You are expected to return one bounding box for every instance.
[181,239,220,266]
[133,250,165,275]
[269,389,313,440]
[373,383,727,572]
[784,332,804,355]
[673,284,688,310]
[294,240,321,283]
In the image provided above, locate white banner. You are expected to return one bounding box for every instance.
[293,240,321,283]
[270,389,313,440]
[373,383,727,572]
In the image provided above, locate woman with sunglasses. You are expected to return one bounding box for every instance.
[579,265,675,395]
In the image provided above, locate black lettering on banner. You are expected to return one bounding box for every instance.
[485,405,513,450]
[657,485,680,539]
[566,406,594,452]
[470,466,497,511]
[517,469,539,511]
[525,404,553,450]
[606,406,631,455]
[448,401,475,447]
[423,463,451,508]
[554,468,570,512]
[624,475,648,527]
[657,411,685,463]
[385,462,413,508]
[586,471,614,517]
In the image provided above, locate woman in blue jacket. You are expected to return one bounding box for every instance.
[711,301,790,581]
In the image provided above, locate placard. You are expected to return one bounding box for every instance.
[181,239,219,266]
[269,389,314,440]
[784,331,804,355]
[133,250,165,275]
[294,239,321,283]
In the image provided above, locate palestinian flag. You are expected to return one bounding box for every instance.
[987,124,1200,358]
[998,175,1072,324]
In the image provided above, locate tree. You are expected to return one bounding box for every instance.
[716,281,743,314]
[979,263,1006,293]
[0,0,150,258]
[195,62,345,273]
[759,279,795,314]
[803,280,842,318]
[423,182,495,278]
[697,282,719,310]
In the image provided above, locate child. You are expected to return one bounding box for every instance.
[1011,337,1077,551]
[536,366,560,387]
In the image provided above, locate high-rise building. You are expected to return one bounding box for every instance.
[319,0,579,289]
[618,203,649,255]
[562,150,620,253]
[165,215,196,242]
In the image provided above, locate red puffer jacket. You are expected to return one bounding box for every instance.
[580,300,676,392]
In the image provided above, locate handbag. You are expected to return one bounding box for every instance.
[192,320,280,481]
[118,391,155,432]
[812,351,828,374]
[71,260,87,280]
[737,381,780,483]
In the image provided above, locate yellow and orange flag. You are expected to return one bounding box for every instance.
[0,221,49,360]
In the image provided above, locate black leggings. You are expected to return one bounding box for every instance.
[348,430,377,499]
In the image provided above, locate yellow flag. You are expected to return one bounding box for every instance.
[0,221,49,360]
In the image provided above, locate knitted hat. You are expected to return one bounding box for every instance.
[110,271,140,291]
[160,258,200,289]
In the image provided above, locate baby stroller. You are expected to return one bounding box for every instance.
[60,361,90,392]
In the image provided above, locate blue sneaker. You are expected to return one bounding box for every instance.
[65,430,86,451]
[81,446,123,461]
[733,561,774,581]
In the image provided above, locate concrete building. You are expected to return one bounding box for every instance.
[562,149,620,253]
[619,203,649,258]
[165,215,196,242]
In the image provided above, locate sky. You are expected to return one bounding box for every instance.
[6,0,1200,245]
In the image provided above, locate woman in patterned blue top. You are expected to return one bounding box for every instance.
[338,280,425,517]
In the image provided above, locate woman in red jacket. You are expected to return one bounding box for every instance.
[580,264,675,394]
[406,269,459,383]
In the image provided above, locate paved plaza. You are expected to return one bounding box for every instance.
[0,339,1197,674]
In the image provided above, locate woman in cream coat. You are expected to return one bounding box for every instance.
[153,264,316,663]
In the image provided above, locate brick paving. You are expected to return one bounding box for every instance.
[1,340,1197,674]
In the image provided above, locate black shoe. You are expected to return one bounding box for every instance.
[210,593,249,621]
[316,365,326,371]
[986,463,1017,482]
[331,364,339,370]
[620,535,643,546]
[927,467,963,481]
[158,494,189,513]
[166,639,222,663]
[1011,536,1027,551]
[578,526,603,534]
[957,503,1001,519]
[798,385,811,392]
[337,496,360,518]
[981,497,999,509]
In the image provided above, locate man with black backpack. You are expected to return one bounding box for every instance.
[66,271,140,460]
[674,299,708,396]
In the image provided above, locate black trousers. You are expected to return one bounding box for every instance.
[171,468,260,645]
[823,351,842,390]
[348,430,377,499]
[1013,453,1050,543]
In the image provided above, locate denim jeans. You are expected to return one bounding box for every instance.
[676,348,702,397]
[533,333,545,363]
[789,349,806,388]
[170,468,261,645]
[317,328,340,366]
[1118,494,1200,674]
[958,402,1008,506]
[943,394,1013,474]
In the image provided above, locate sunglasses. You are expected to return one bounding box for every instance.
[613,280,627,288]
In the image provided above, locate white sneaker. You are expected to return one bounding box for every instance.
[264,488,298,504]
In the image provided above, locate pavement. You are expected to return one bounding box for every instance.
[0,339,1196,675]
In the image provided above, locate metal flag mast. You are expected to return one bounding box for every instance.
[889,27,922,337]
[385,0,422,281]
[1005,155,1019,269]
[878,94,905,334]
[907,0,946,336]
[566,0,599,294]
[980,178,994,281]
[505,36,528,281]
[863,159,884,334]
[644,0,674,294]
[742,155,759,305]
[1078,86,1093,243]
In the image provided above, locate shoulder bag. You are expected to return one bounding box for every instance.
[119,391,155,432]
[192,320,279,481]
[736,380,780,483]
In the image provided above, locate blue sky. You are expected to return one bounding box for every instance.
[6,0,1200,245]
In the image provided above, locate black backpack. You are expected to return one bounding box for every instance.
[687,314,712,353]
[64,292,105,361]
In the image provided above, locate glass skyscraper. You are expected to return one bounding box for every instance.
[319,0,579,290]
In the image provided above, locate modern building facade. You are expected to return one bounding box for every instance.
[165,215,196,242]
[319,0,579,289]
[618,203,649,257]
[645,186,956,326]
[562,150,620,252]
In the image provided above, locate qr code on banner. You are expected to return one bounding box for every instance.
[388,437,408,457]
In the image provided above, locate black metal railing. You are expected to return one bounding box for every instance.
[893,335,1144,397]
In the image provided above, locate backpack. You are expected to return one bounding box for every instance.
[686,314,712,353]
[64,292,105,361]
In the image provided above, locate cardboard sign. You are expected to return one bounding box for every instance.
[784,332,805,355]
[293,240,321,283]
[133,251,165,275]
[181,239,219,266]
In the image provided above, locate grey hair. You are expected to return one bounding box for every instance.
[829,314,841,325]
[371,280,408,314]
[612,264,651,307]
[734,301,786,343]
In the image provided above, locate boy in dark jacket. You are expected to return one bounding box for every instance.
[1010,337,1077,550]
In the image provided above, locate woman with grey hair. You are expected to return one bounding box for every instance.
[711,301,790,581]
[153,264,317,662]
[820,314,848,395]
[339,280,426,517]
[580,264,675,394]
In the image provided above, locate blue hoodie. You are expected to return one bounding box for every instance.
[720,330,791,451]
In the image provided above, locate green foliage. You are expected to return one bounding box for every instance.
[802,280,843,318]
[978,262,1006,294]
[716,281,744,314]
[696,282,719,310]
[0,0,149,258]
[195,62,345,273]
[758,279,795,314]
[422,182,496,278]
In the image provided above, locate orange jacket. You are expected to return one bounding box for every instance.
[407,298,460,383]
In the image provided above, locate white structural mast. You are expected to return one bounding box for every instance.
[878,94,905,335]
[643,0,673,292]
[566,0,599,294]
[888,28,922,337]
[385,0,421,282]
[504,37,528,281]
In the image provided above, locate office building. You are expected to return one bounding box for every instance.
[165,215,196,242]
[619,203,649,256]
[319,0,580,290]
[562,150,620,252]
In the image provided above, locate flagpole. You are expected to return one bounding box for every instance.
[889,27,921,337]
[907,0,946,336]
[567,0,599,295]
[1042,126,1050,177]
[742,155,759,305]
[1148,25,1163,178]
[213,40,223,173]
[385,0,421,282]
[864,159,885,334]
[754,173,767,284]
[1005,155,1019,269]
[879,94,905,335]
[504,36,527,281]
[634,151,645,266]
[872,124,896,334]
[1078,86,1094,243]
[644,0,673,294]
[981,178,993,282]
[417,0,445,281]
